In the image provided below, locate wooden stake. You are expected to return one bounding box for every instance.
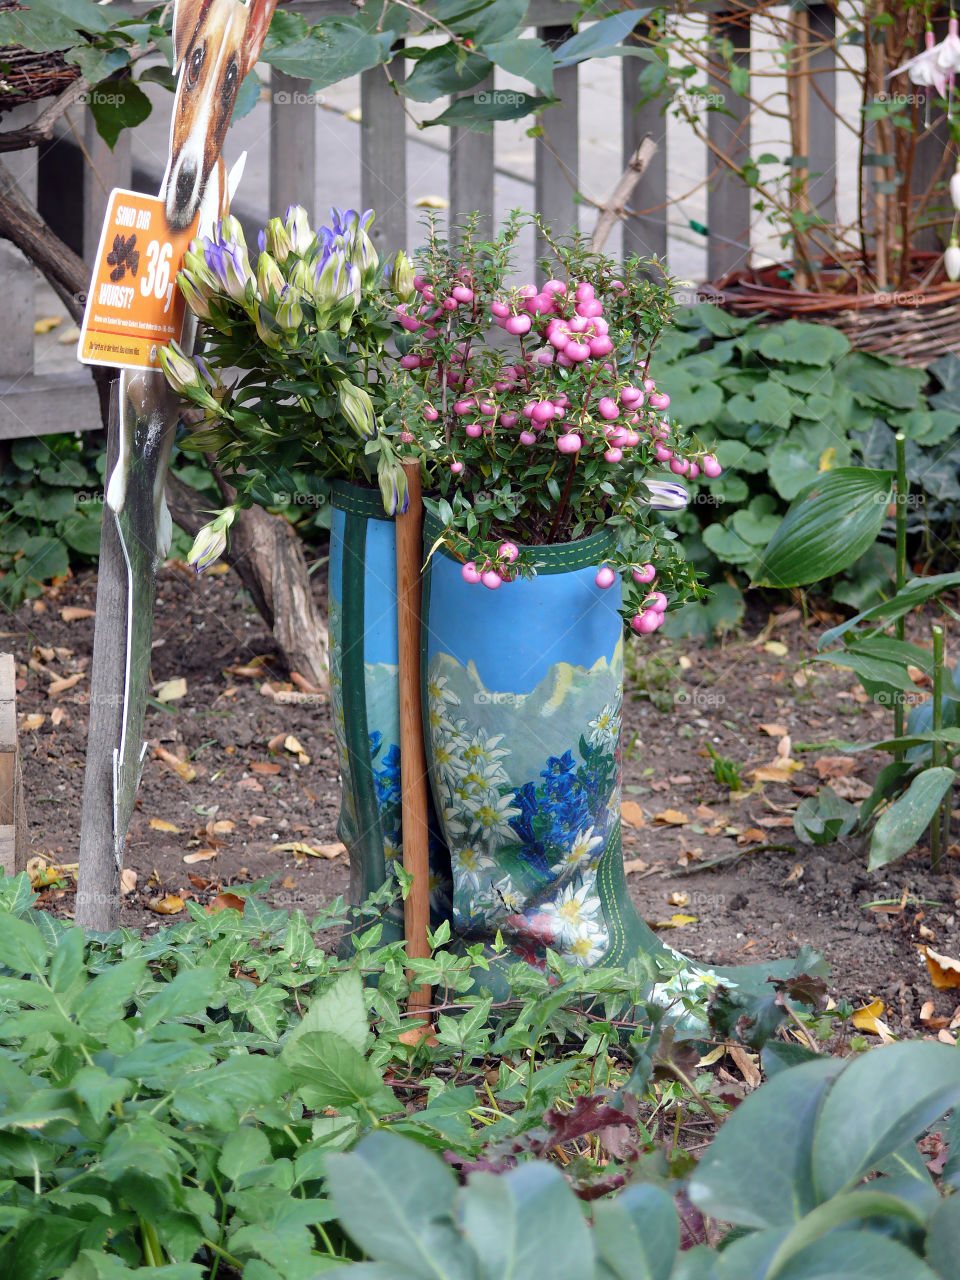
[0,653,27,876]
[396,460,433,1018]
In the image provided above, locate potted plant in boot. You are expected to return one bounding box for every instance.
[394,214,819,1010]
[159,204,450,943]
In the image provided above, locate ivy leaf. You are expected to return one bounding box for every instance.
[426,92,555,129]
[88,79,152,150]
[484,38,554,95]
[262,22,395,90]
[403,44,492,101]
[552,10,653,66]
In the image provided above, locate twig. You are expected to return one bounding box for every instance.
[591,137,658,253]
[680,843,795,875]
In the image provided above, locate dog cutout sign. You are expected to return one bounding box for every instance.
[78,189,199,371]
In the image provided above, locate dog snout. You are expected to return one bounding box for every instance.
[175,161,198,212]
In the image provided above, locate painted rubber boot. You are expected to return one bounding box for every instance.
[421,518,821,1031]
[329,483,451,951]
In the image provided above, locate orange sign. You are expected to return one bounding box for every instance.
[78,189,200,371]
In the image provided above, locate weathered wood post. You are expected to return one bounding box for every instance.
[0,653,27,877]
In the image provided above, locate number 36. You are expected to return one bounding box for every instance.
[140,239,174,310]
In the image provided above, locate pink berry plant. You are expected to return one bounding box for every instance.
[394,214,723,635]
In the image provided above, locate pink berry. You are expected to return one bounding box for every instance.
[575,282,595,303]
[499,541,519,563]
[481,570,502,590]
[543,279,566,294]
[643,378,656,392]
[522,401,536,419]
[610,278,626,292]
[669,457,690,476]
[454,398,476,414]
[531,401,555,424]
[422,288,435,302]
[491,300,510,318]
[655,445,673,463]
[413,275,426,291]
[649,392,670,410]
[588,336,613,357]
[557,432,583,454]
[631,611,660,635]
[536,349,555,365]
[620,386,642,407]
[500,412,519,428]
[443,297,457,311]
[595,566,616,589]
[452,285,474,304]
[703,454,722,478]
[519,430,537,445]
[565,341,590,362]
[576,299,604,319]
[643,591,668,613]
[557,352,573,367]
[399,354,421,369]
[423,405,439,422]
[604,447,623,463]
[461,559,480,582]
[688,462,700,480]
[633,563,656,584]
[465,422,483,438]
[623,430,640,447]
[450,460,464,475]
[505,314,532,336]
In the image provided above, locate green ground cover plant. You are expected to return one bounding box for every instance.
[2,871,960,1280]
[655,308,960,635]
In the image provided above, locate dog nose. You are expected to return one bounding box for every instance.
[175,161,197,213]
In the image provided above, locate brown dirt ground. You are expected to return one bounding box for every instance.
[6,562,960,1037]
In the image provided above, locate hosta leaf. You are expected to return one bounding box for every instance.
[757,320,850,366]
[867,767,955,870]
[755,468,893,588]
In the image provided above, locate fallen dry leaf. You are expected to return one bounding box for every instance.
[852,998,894,1040]
[668,891,690,907]
[921,945,960,990]
[60,606,95,622]
[27,857,78,889]
[756,815,795,828]
[758,722,788,737]
[793,670,808,688]
[763,641,788,657]
[281,875,297,889]
[813,755,858,780]
[737,827,766,846]
[727,1044,761,1089]
[621,800,645,829]
[397,1023,439,1047]
[21,713,45,731]
[212,819,235,834]
[183,850,218,864]
[47,673,83,697]
[919,922,936,942]
[50,706,64,727]
[149,818,180,833]
[776,735,792,759]
[783,863,805,885]
[622,858,649,875]
[148,895,185,915]
[208,892,245,914]
[154,677,187,703]
[653,809,688,826]
[120,868,137,894]
[919,999,952,1029]
[414,194,449,209]
[290,672,323,696]
[753,759,802,784]
[270,840,346,859]
[284,734,310,764]
[649,913,698,929]
[34,315,62,334]
[154,746,196,782]
[250,761,282,775]
[238,778,264,792]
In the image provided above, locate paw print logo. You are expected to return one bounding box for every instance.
[107,233,140,283]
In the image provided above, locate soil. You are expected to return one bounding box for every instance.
[7,561,960,1037]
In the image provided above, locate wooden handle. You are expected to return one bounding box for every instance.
[396,460,433,1017]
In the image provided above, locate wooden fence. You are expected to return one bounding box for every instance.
[0,0,842,441]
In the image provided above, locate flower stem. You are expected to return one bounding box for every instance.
[932,623,945,870]
[894,433,907,761]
